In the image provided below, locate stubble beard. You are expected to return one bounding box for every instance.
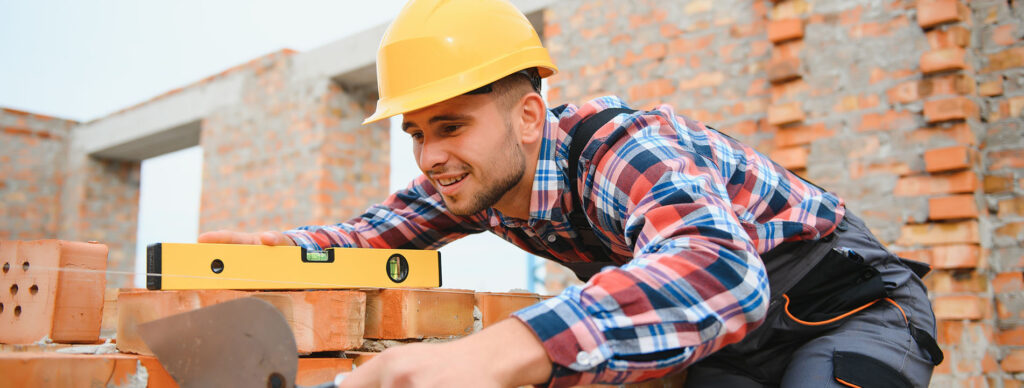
[445,122,526,216]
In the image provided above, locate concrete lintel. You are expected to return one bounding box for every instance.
[73,74,244,160]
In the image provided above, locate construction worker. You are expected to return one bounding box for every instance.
[199,0,943,386]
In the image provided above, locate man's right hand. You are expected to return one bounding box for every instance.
[197,230,295,246]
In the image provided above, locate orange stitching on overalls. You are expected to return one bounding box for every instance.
[782,294,881,326]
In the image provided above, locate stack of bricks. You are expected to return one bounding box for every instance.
[11,239,666,386]
[765,1,810,175]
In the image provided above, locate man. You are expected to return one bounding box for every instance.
[200,0,941,386]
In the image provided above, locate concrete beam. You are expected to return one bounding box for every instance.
[72,74,244,161]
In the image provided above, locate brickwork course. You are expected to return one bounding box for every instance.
[1,0,1022,385]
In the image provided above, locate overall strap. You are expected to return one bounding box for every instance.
[565,107,635,273]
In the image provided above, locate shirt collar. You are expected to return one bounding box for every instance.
[525,96,631,225]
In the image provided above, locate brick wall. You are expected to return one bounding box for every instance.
[199,50,390,233]
[0,108,77,241]
[544,0,1024,385]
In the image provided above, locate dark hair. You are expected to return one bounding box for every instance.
[464,68,542,112]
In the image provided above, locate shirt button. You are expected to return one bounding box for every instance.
[547,234,557,243]
[576,351,594,366]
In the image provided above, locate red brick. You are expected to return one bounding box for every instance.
[990,149,1024,170]
[993,272,1024,293]
[1003,349,1024,373]
[296,358,354,386]
[0,240,108,344]
[929,194,978,220]
[923,97,978,123]
[918,73,974,98]
[773,123,834,147]
[475,292,542,329]
[768,18,804,43]
[920,47,968,74]
[931,244,982,269]
[897,220,980,246]
[117,290,365,354]
[363,288,475,339]
[926,26,970,50]
[629,79,676,101]
[924,145,972,173]
[894,171,978,196]
[887,81,920,104]
[997,326,1024,346]
[979,79,1004,97]
[857,110,917,132]
[983,176,1013,197]
[767,56,801,83]
[925,271,988,293]
[992,24,1018,46]
[996,222,1024,241]
[984,47,1024,73]
[0,353,175,388]
[905,122,975,146]
[916,0,966,29]
[998,197,1024,217]
[769,146,809,170]
[933,295,987,320]
[767,102,804,125]
[937,320,964,344]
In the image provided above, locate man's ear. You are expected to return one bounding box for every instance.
[517,93,546,144]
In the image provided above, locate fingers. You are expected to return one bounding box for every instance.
[259,231,295,246]
[196,230,260,245]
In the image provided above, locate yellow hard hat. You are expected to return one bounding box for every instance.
[363,0,558,125]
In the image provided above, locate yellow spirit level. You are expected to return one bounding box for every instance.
[146,243,441,290]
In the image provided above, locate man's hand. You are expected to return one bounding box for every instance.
[339,319,552,388]
[196,230,295,246]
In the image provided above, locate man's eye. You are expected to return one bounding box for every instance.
[443,125,461,134]
[409,132,423,141]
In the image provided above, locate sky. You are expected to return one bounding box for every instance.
[1,0,538,292]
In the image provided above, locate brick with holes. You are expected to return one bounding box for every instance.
[0,240,108,344]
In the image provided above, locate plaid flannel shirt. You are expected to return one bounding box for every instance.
[285,96,846,386]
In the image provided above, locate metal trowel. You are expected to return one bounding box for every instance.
[138,297,344,388]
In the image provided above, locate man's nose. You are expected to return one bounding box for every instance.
[418,139,450,172]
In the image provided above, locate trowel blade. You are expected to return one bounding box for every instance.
[138,297,299,388]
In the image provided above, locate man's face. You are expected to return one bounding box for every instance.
[401,93,527,216]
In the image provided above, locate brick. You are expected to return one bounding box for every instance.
[984,47,1024,73]
[857,110,917,132]
[925,26,970,50]
[629,79,676,101]
[937,320,964,344]
[920,47,967,74]
[996,222,1024,241]
[993,24,1018,46]
[991,148,1024,170]
[887,81,920,104]
[773,123,834,147]
[985,174,1015,193]
[924,145,972,173]
[766,56,801,83]
[925,271,988,293]
[768,18,803,43]
[979,79,1004,97]
[475,292,542,328]
[931,244,981,269]
[916,0,966,29]
[363,288,475,339]
[296,358,354,386]
[0,353,175,388]
[923,97,978,123]
[1003,349,1024,373]
[894,171,978,196]
[0,240,108,344]
[993,272,1024,293]
[117,290,365,354]
[905,122,975,146]
[769,146,809,170]
[897,220,980,245]
[767,102,804,126]
[997,326,1024,346]
[999,197,1024,217]
[933,295,987,320]
[918,73,974,98]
